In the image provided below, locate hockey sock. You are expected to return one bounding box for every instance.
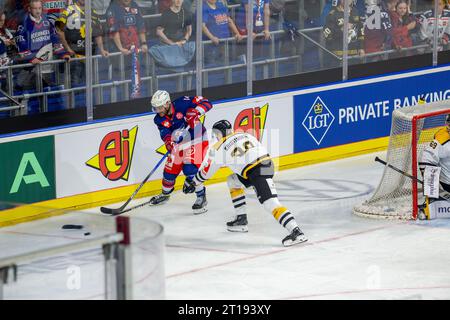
[162,178,175,194]
[230,188,246,215]
[272,207,299,233]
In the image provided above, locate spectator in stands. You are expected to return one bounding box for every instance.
[363,0,393,60]
[384,0,398,13]
[14,0,70,90]
[0,9,15,67]
[417,0,450,51]
[322,0,364,67]
[236,0,271,41]
[0,8,16,90]
[156,0,192,46]
[106,0,148,79]
[56,0,108,86]
[390,0,418,56]
[319,0,366,26]
[4,0,28,32]
[107,0,148,55]
[93,0,112,18]
[150,0,194,69]
[202,0,243,65]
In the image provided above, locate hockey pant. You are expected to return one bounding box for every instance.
[161,140,209,195]
[227,159,299,232]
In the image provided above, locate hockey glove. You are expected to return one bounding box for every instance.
[185,108,200,129]
[183,178,196,194]
[163,135,175,152]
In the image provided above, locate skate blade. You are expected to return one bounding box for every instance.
[227,225,248,233]
[282,235,308,247]
[193,207,208,215]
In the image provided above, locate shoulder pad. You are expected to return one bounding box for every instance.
[435,128,450,145]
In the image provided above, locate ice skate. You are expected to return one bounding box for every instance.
[226,214,248,232]
[282,227,307,247]
[149,193,170,205]
[192,193,208,214]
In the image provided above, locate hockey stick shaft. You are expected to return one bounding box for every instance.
[375,156,423,184]
[375,156,450,201]
[101,151,169,214]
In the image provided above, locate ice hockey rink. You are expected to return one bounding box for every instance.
[2,150,450,300]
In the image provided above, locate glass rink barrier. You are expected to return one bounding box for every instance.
[0,202,165,300]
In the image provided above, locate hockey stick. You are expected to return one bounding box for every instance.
[374,157,450,201]
[375,157,423,184]
[100,151,170,215]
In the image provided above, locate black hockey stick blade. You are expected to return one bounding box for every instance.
[100,199,153,216]
[100,206,125,215]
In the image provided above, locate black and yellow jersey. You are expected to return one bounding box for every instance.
[195,132,271,184]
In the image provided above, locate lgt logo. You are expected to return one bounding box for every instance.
[302,97,334,145]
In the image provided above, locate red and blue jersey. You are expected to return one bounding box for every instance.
[106,1,146,50]
[154,96,213,146]
[202,1,231,39]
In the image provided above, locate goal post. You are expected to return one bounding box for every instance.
[353,99,450,220]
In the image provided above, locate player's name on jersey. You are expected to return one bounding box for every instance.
[222,134,247,151]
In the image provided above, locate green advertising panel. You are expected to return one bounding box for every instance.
[0,136,56,203]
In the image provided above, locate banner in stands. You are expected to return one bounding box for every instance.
[0,136,56,203]
[293,69,450,153]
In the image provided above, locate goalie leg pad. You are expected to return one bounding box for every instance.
[425,197,450,220]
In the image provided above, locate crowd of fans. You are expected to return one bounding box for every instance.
[0,0,449,96]
[322,0,450,65]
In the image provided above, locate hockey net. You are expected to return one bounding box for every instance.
[353,99,450,220]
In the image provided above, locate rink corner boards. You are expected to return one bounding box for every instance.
[0,136,389,228]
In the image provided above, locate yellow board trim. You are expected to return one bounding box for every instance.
[0,136,390,227]
[272,206,288,220]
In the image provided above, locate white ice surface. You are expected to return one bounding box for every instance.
[2,151,450,300]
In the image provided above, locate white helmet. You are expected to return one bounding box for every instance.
[151,90,171,112]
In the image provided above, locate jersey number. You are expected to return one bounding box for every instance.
[231,140,255,157]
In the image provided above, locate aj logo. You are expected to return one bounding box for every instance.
[86,126,138,181]
[234,103,269,142]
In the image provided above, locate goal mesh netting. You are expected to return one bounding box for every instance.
[353,99,450,220]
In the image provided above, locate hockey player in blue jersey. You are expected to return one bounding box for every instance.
[150,90,213,214]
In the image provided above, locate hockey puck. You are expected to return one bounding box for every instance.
[84,232,91,236]
[62,224,83,230]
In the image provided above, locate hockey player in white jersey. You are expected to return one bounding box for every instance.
[418,114,450,219]
[184,119,308,247]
